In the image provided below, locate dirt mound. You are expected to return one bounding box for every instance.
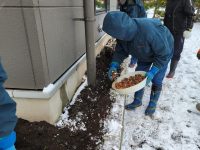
[15,47,115,150]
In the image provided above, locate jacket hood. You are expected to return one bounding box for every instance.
[103,11,137,41]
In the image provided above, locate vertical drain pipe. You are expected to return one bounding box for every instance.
[84,0,96,86]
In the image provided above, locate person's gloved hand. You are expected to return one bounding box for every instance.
[129,56,137,68]
[146,66,159,85]
[108,62,119,80]
[183,28,192,39]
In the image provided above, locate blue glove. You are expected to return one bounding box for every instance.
[129,56,137,68]
[146,66,159,85]
[108,62,119,80]
[0,131,16,150]
[130,56,137,65]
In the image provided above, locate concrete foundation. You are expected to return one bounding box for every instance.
[7,34,111,124]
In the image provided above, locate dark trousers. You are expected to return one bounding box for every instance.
[133,61,168,101]
[172,33,185,61]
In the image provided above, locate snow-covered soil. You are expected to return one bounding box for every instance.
[106,23,200,150]
[56,77,88,130]
[56,23,200,150]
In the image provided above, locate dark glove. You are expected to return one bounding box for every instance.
[129,56,137,68]
[146,66,159,85]
[108,62,119,80]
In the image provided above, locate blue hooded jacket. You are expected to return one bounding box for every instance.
[103,12,174,69]
[0,60,17,139]
[120,0,147,18]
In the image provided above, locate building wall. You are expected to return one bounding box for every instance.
[2,0,116,124]
[0,0,110,90]
[9,34,111,124]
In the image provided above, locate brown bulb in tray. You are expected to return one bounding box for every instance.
[115,74,145,89]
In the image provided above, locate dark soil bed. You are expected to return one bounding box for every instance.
[15,47,115,150]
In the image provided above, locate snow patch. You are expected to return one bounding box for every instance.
[121,23,200,150]
[56,77,88,132]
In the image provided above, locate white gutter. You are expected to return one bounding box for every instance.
[7,54,86,99]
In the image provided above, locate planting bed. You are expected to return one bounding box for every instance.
[15,47,115,150]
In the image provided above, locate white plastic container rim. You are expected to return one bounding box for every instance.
[112,71,147,95]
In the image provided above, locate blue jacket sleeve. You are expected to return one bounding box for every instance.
[0,62,7,86]
[139,6,147,18]
[150,28,173,69]
[112,41,129,65]
[0,61,17,138]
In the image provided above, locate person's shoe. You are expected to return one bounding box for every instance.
[197,49,200,59]
[145,99,158,115]
[125,88,145,110]
[166,71,175,78]
[145,86,161,116]
[196,103,200,112]
[125,99,142,110]
[166,60,179,78]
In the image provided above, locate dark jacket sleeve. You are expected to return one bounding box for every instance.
[137,0,147,18]
[138,6,147,18]
[112,40,129,64]
[184,0,195,29]
[150,28,173,69]
[0,61,17,138]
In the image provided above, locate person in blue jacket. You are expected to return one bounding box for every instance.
[119,0,147,18]
[0,61,17,150]
[118,0,147,67]
[103,12,174,115]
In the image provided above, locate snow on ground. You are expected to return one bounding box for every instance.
[102,23,200,150]
[147,8,154,18]
[56,23,200,150]
[102,90,125,150]
[119,23,200,150]
[56,77,88,131]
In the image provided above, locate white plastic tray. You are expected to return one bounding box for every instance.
[112,71,147,95]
